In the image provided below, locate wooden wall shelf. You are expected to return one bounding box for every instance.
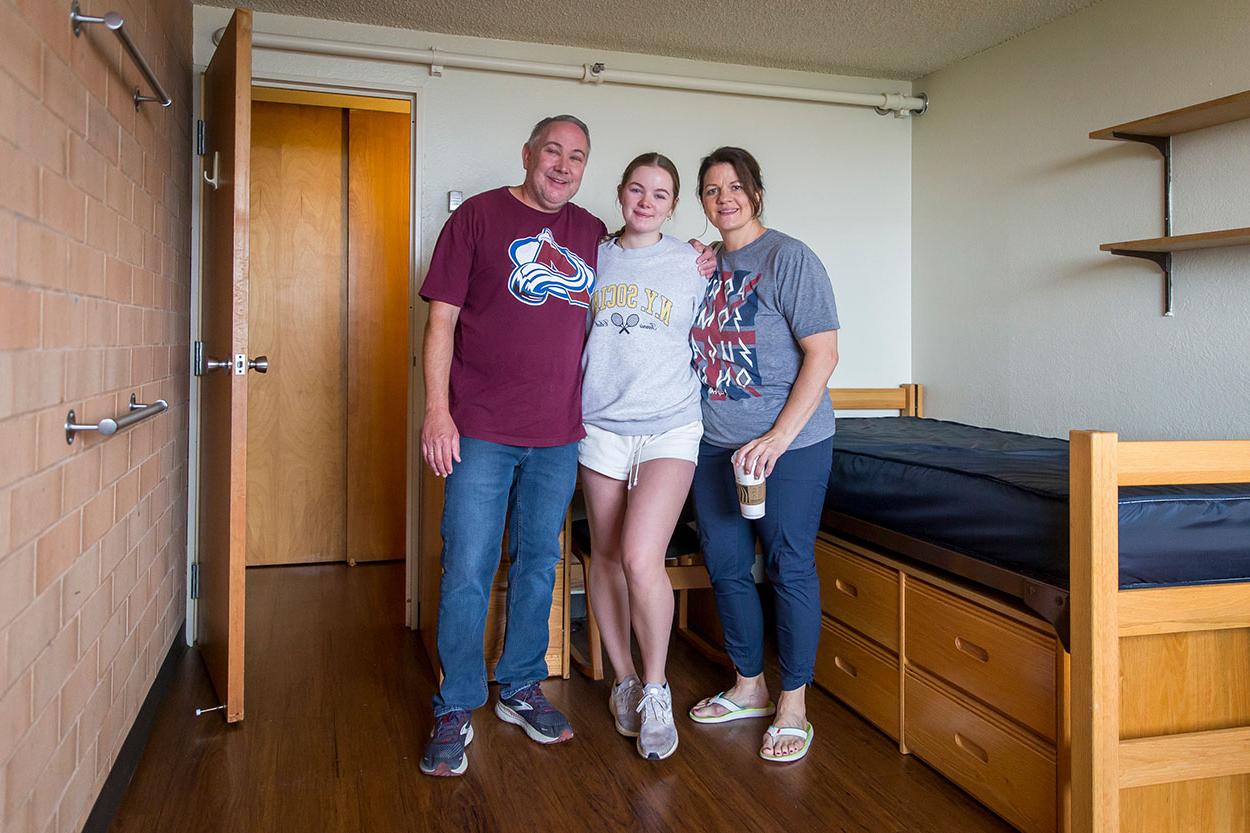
[1090,90,1250,141]
[1092,89,1250,316]
[1101,227,1250,254]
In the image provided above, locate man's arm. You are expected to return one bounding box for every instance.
[421,301,462,477]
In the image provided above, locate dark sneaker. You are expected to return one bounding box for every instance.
[494,683,574,744]
[420,710,474,776]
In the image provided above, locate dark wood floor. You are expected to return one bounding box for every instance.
[107,562,1013,833]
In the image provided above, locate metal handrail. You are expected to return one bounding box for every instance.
[69,1,172,109]
[65,394,168,445]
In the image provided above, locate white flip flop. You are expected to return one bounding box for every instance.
[688,692,777,724]
[760,722,814,762]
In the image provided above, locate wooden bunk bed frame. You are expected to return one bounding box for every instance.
[818,386,1250,833]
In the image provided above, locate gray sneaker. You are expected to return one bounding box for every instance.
[636,683,678,760]
[609,676,642,737]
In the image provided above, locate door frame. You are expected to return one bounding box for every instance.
[188,65,426,637]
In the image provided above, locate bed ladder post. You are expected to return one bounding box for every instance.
[1069,431,1121,833]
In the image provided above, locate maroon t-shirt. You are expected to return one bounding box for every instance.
[420,187,607,446]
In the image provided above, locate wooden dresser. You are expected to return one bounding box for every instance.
[814,533,1067,833]
[417,468,570,681]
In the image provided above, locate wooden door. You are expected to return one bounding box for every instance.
[197,8,251,723]
[247,101,346,565]
[346,108,410,562]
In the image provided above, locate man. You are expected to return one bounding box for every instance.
[418,115,606,777]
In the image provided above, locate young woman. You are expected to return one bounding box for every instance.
[686,147,841,763]
[579,152,706,760]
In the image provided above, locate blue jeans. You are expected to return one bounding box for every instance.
[432,437,578,716]
[691,437,833,691]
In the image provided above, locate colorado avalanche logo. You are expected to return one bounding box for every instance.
[507,228,595,308]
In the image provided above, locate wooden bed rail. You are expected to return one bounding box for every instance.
[1069,430,1250,833]
[828,383,923,416]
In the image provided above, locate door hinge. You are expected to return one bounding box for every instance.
[193,340,205,376]
[190,563,200,600]
[196,120,205,156]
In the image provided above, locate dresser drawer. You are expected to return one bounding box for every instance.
[815,541,899,651]
[905,669,1057,833]
[905,580,1056,741]
[814,617,899,740]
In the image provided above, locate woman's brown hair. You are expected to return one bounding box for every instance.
[697,146,764,219]
[609,152,681,239]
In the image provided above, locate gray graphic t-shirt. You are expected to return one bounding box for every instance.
[581,235,707,435]
[690,229,840,449]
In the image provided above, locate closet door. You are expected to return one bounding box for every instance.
[346,109,410,562]
[247,102,347,565]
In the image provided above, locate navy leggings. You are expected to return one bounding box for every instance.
[691,437,833,691]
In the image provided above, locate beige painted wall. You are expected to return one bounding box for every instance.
[192,7,916,393]
[913,0,1250,439]
[0,1,193,831]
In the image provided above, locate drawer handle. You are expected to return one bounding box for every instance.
[954,636,990,663]
[835,578,859,598]
[954,732,990,764]
[834,655,858,678]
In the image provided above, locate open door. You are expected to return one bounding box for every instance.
[195,8,252,723]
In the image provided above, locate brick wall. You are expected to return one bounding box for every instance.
[0,1,193,831]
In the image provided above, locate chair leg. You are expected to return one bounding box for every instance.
[569,553,605,681]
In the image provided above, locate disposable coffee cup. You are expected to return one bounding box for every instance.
[733,458,766,519]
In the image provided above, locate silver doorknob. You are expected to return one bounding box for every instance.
[248,355,269,373]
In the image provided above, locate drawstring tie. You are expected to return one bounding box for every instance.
[627,435,645,490]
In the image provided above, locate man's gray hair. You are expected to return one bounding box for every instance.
[527,115,591,151]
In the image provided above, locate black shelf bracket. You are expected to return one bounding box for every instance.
[1112,132,1174,315]
[1109,249,1174,316]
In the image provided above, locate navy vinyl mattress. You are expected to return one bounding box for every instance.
[827,418,1250,590]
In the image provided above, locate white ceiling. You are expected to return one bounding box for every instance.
[204,0,1099,80]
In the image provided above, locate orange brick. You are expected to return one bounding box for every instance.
[14,0,73,65]
[0,139,41,218]
[118,135,143,184]
[41,292,86,350]
[101,347,130,391]
[2,700,58,819]
[96,604,125,670]
[41,52,85,136]
[104,257,130,303]
[112,469,139,522]
[80,488,113,550]
[0,283,42,349]
[84,197,117,255]
[32,618,78,713]
[67,135,107,203]
[14,95,67,176]
[10,350,66,415]
[131,187,153,234]
[61,542,99,625]
[0,545,36,630]
[9,468,62,550]
[63,348,104,403]
[143,232,161,272]
[61,448,101,513]
[104,69,136,139]
[0,414,38,490]
[129,271,152,308]
[77,577,111,653]
[29,723,76,831]
[0,1,42,96]
[98,433,129,487]
[54,754,97,833]
[35,511,81,594]
[104,168,130,217]
[0,71,17,146]
[5,584,60,686]
[117,217,142,267]
[72,36,113,103]
[0,210,16,279]
[34,406,75,471]
[139,456,161,499]
[84,299,118,347]
[16,221,68,291]
[0,671,34,768]
[67,242,107,298]
[85,97,118,166]
[117,306,143,347]
[39,170,87,241]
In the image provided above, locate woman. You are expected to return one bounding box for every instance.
[686,147,840,763]
[579,152,707,760]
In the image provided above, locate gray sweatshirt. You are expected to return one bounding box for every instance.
[581,235,707,435]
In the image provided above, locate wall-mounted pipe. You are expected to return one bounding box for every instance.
[216,28,927,117]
